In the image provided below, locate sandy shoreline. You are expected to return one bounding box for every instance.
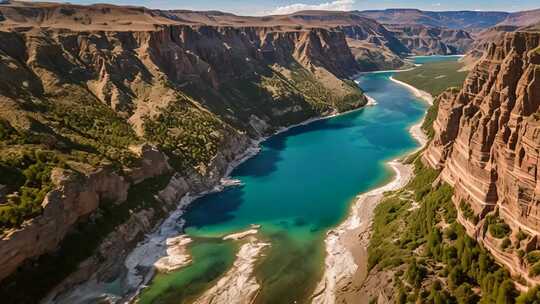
[312,74,431,304]
[389,76,434,105]
[311,160,417,304]
[193,235,269,304]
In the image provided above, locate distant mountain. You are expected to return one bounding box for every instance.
[497,8,540,27]
[386,24,474,55]
[460,9,540,67]
[359,9,510,31]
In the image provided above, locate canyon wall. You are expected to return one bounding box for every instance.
[0,3,368,301]
[424,31,540,285]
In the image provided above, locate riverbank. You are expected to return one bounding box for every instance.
[123,107,373,302]
[192,232,269,304]
[99,99,371,303]
[312,160,416,304]
[312,74,432,304]
[389,76,434,105]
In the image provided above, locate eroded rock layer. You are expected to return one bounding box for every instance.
[424,31,540,284]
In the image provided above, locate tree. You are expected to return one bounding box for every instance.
[407,259,427,288]
[448,266,466,290]
[455,283,479,304]
[516,286,540,304]
[496,280,517,304]
[428,227,443,258]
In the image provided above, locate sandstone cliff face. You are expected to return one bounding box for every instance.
[424,32,540,284]
[0,25,363,134]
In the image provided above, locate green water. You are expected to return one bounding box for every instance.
[137,56,454,303]
[408,55,463,64]
[137,239,237,304]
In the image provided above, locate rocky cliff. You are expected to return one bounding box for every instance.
[424,31,540,285]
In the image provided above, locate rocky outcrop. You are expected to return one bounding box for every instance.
[42,132,251,304]
[424,31,540,284]
[0,145,170,282]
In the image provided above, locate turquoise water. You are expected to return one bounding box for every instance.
[138,56,453,304]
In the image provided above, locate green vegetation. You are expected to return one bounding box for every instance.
[459,200,478,224]
[0,150,59,230]
[0,173,172,303]
[394,61,468,97]
[289,67,365,113]
[421,87,460,139]
[486,214,511,239]
[517,285,540,304]
[45,98,140,166]
[368,158,520,303]
[422,99,439,139]
[0,91,141,231]
[526,251,540,264]
[517,229,529,242]
[530,262,540,277]
[143,96,228,172]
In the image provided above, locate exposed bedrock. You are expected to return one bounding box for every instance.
[425,31,540,285]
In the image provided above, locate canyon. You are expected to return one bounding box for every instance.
[424,31,540,286]
[0,0,540,303]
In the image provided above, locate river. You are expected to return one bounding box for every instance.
[135,56,459,304]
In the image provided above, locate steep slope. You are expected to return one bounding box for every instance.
[278,11,412,70]
[460,9,540,70]
[0,2,368,302]
[424,31,540,285]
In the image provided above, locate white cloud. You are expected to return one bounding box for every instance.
[268,0,355,15]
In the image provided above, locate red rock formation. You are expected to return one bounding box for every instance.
[425,31,540,284]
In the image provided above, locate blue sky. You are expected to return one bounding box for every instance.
[42,0,540,15]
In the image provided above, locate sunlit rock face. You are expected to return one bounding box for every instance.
[424,31,540,284]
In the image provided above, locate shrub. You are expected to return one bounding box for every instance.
[517,285,540,304]
[501,238,511,250]
[517,229,529,241]
[368,160,518,303]
[459,200,478,224]
[455,283,479,304]
[0,150,61,231]
[529,262,540,277]
[526,251,540,264]
[487,216,511,239]
[407,259,427,288]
